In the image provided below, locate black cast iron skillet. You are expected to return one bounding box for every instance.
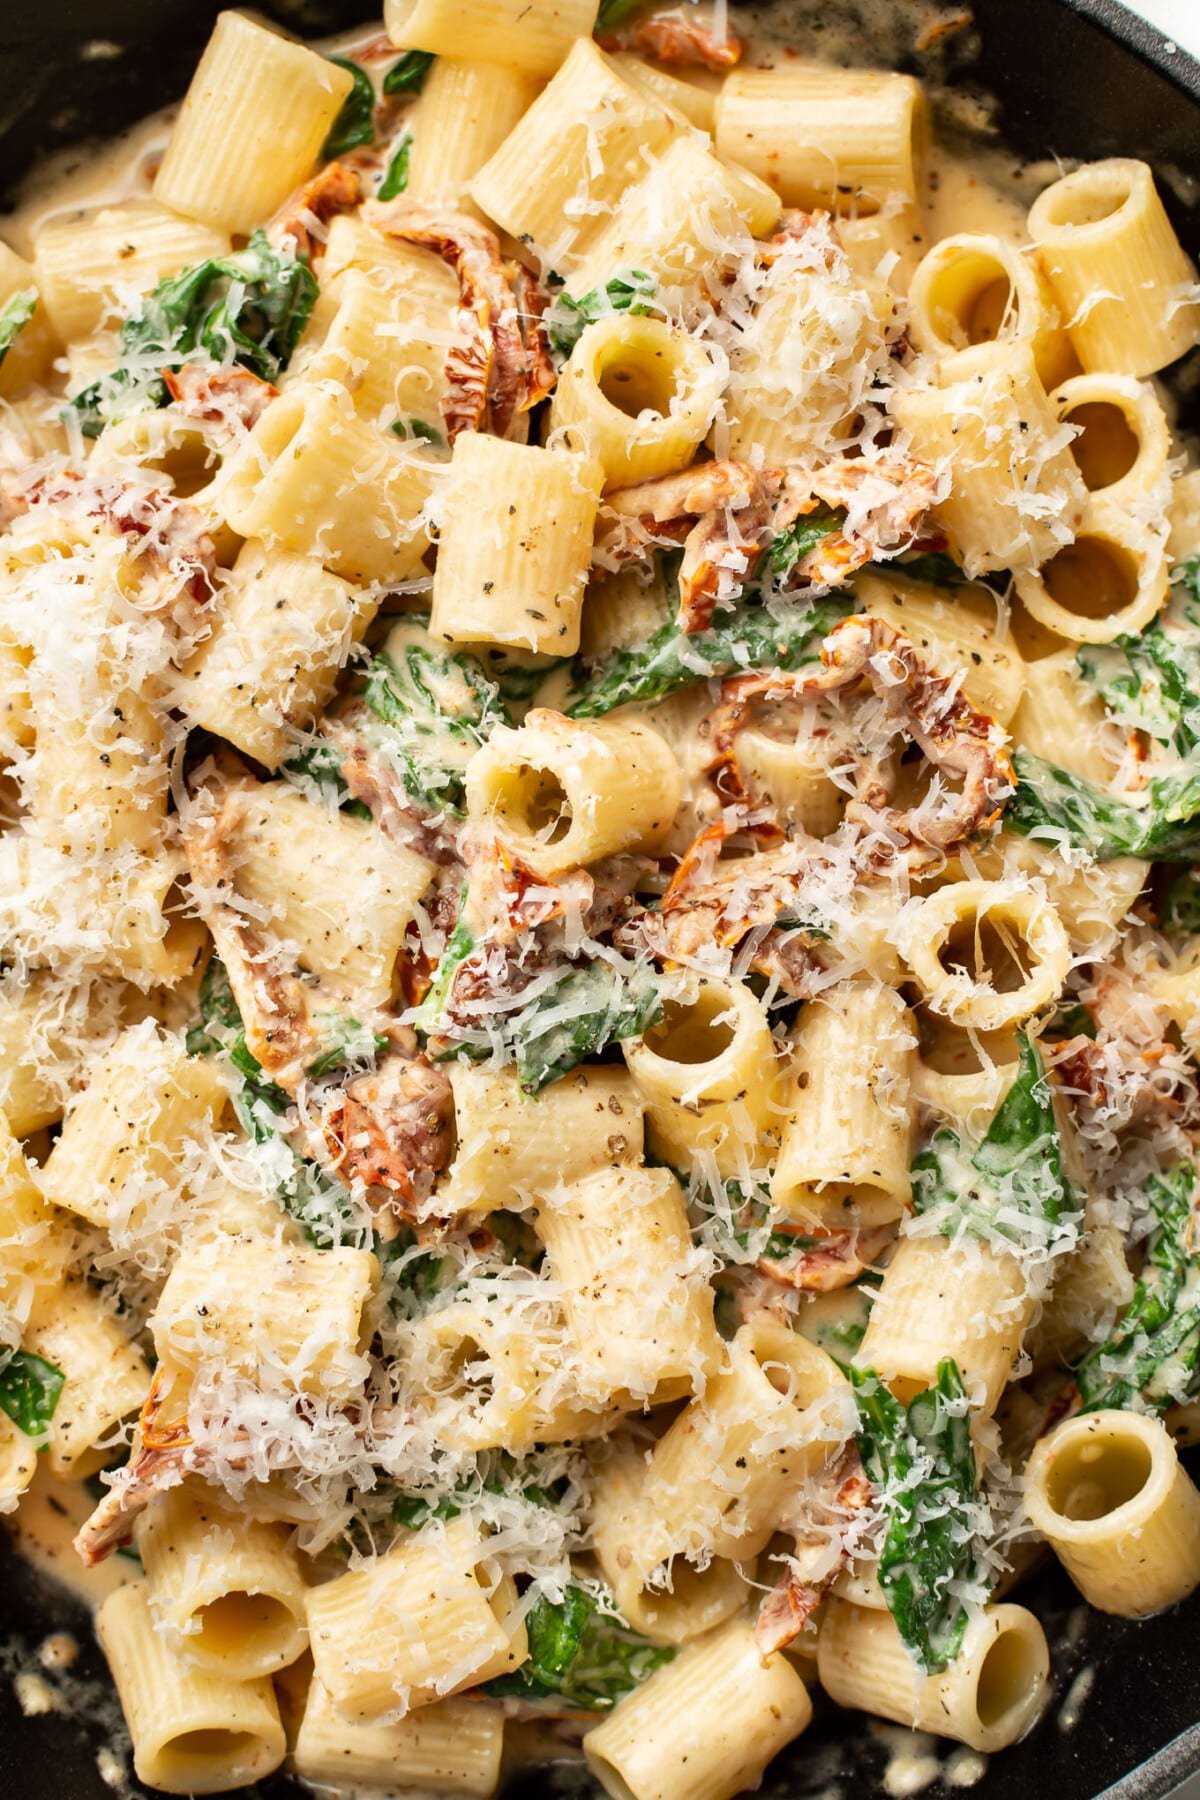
[1,2,1199,1796]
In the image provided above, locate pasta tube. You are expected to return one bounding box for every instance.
[624,976,778,1176]
[97,1582,286,1795]
[1023,1409,1200,1617]
[465,709,680,877]
[152,13,354,234]
[817,1598,1050,1753]
[306,1517,527,1719]
[550,315,723,490]
[584,1616,812,1800]
[1028,158,1200,377]
[431,435,601,655]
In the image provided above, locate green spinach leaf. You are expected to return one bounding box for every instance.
[282,743,372,820]
[1009,749,1200,863]
[1161,866,1200,934]
[362,619,506,812]
[383,49,435,94]
[322,56,377,158]
[1078,1163,1200,1413]
[1010,560,1200,861]
[547,270,657,357]
[415,909,661,1094]
[911,1033,1077,1249]
[566,583,852,718]
[187,957,371,1246]
[483,1585,673,1709]
[378,132,413,201]
[0,1349,65,1441]
[850,1359,986,1674]
[0,288,37,367]
[766,508,844,579]
[69,230,316,437]
[509,962,662,1093]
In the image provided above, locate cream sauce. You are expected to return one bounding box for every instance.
[3,110,169,261]
[944,1747,989,1788]
[13,1464,135,1610]
[1057,1664,1096,1734]
[872,1725,944,1798]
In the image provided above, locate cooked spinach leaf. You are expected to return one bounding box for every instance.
[0,288,36,367]
[362,619,506,812]
[322,56,377,158]
[1161,866,1200,934]
[1009,749,1200,862]
[378,132,413,201]
[483,1585,673,1709]
[186,956,372,1246]
[911,1032,1077,1249]
[1078,1163,1200,1413]
[415,909,661,1093]
[383,49,435,93]
[547,270,657,357]
[1010,560,1200,861]
[389,414,441,443]
[566,583,852,718]
[282,743,372,820]
[851,1359,986,1674]
[508,962,662,1093]
[0,1349,64,1441]
[766,508,844,579]
[1077,581,1200,756]
[595,0,646,27]
[69,230,316,437]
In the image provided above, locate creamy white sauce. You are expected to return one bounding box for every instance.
[1057,1664,1096,1734]
[3,110,169,261]
[873,1724,944,1798]
[13,1465,134,1611]
[944,1747,989,1788]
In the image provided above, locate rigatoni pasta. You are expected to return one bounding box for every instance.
[1028,158,1200,376]
[714,65,925,212]
[152,12,355,234]
[96,1581,287,1794]
[431,434,601,653]
[306,1517,527,1718]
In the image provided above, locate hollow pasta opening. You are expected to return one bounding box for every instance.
[596,352,676,421]
[1062,400,1139,491]
[919,1021,1020,1078]
[975,1625,1041,1729]
[645,989,737,1066]
[790,1179,899,1230]
[1041,168,1133,231]
[928,251,1016,349]
[1040,535,1139,621]
[445,1336,498,1408]
[640,1555,731,1632]
[503,765,572,846]
[587,1750,638,1800]
[161,1729,260,1768]
[150,429,224,499]
[937,915,1031,996]
[1007,596,1071,663]
[195,1592,294,1659]
[966,274,1014,343]
[1045,1430,1153,1521]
